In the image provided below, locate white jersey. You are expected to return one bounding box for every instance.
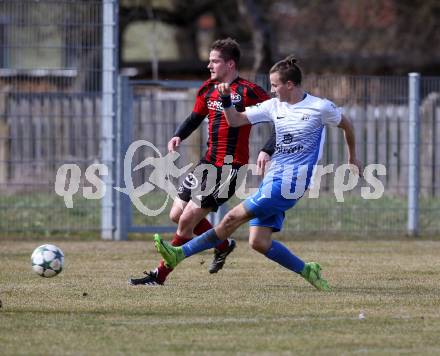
[246,93,342,176]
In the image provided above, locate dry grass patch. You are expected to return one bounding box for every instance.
[1,239,440,355]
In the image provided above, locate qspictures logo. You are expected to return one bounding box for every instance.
[54,140,386,216]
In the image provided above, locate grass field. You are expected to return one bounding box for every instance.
[2,191,440,237]
[2,237,440,355]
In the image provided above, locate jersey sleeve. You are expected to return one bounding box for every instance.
[174,112,206,140]
[192,84,209,116]
[321,99,342,126]
[245,98,274,124]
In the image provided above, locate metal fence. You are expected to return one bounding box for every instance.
[0,1,439,239]
[115,75,440,239]
[0,0,117,237]
[1,73,439,237]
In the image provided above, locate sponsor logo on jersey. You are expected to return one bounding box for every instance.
[207,100,224,112]
[275,143,304,154]
[207,96,240,112]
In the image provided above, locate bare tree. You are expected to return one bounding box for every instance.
[266,0,440,74]
[118,0,440,76]
[237,0,274,75]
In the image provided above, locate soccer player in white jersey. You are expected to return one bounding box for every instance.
[153,55,363,291]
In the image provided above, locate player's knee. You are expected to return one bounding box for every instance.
[249,237,270,254]
[177,212,198,236]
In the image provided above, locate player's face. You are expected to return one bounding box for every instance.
[270,72,290,102]
[207,50,231,81]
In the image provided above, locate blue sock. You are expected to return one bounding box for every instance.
[182,228,221,257]
[265,240,305,274]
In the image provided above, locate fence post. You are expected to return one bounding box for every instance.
[408,73,420,236]
[0,121,8,184]
[114,76,131,241]
[101,0,118,240]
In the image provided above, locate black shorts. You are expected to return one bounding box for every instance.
[177,160,241,212]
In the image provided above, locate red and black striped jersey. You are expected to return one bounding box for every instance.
[193,77,270,166]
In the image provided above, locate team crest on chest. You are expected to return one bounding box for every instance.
[282,133,293,144]
[231,92,242,103]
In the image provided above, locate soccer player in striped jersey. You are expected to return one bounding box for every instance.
[130,38,272,285]
[154,55,363,291]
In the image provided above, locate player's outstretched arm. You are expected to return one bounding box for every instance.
[217,83,250,127]
[168,112,206,152]
[338,114,363,176]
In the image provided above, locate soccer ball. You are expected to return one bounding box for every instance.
[31,244,64,277]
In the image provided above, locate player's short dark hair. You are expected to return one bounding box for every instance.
[270,55,302,85]
[210,38,241,66]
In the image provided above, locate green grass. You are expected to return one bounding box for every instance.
[1,191,440,237]
[1,238,440,355]
[0,192,101,237]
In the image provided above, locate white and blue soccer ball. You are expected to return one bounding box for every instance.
[31,244,64,278]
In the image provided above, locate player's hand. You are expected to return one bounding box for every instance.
[168,137,181,152]
[257,151,271,176]
[217,83,231,97]
[348,157,363,177]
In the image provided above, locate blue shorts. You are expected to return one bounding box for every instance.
[244,177,303,232]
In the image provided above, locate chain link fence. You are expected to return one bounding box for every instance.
[119,75,440,238]
[0,0,117,237]
[0,1,439,238]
